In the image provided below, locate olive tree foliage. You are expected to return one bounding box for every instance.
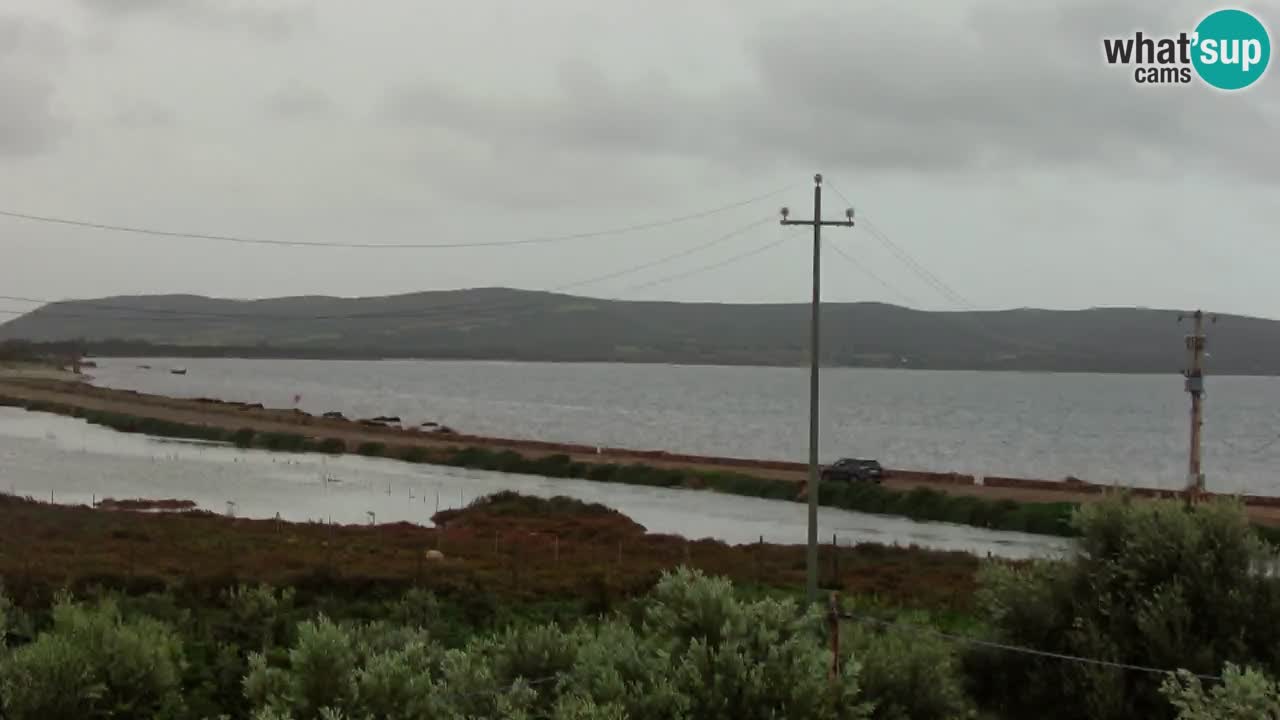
[0,594,186,720]
[638,567,868,720]
[0,588,10,643]
[1162,664,1280,720]
[244,616,448,720]
[972,496,1280,720]
[225,583,297,653]
[246,567,870,720]
[844,618,974,720]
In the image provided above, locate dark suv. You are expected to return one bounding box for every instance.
[820,458,885,483]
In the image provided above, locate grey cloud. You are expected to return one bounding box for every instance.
[380,69,701,209]
[380,0,1280,183]
[0,73,64,156]
[743,0,1279,179]
[0,16,68,157]
[112,100,175,128]
[266,84,336,119]
[78,0,313,38]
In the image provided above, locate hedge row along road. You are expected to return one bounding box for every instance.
[3,375,1279,534]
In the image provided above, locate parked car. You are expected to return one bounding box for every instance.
[820,457,885,483]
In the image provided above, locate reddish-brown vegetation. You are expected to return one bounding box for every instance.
[96,497,199,512]
[0,492,980,611]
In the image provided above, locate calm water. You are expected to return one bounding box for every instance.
[0,408,1064,558]
[88,357,1280,495]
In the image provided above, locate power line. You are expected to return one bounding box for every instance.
[0,219,774,327]
[826,240,920,308]
[0,219,770,323]
[622,232,789,293]
[0,184,794,251]
[825,182,976,309]
[838,612,1221,682]
[823,181,1117,362]
[860,217,975,309]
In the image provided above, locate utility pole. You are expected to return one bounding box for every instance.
[1178,309,1216,503]
[781,173,855,603]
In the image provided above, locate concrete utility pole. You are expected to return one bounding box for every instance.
[781,173,855,603]
[1178,309,1216,502]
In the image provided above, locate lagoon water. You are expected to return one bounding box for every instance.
[0,407,1066,559]
[87,357,1280,495]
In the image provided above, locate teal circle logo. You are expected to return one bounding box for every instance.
[1192,9,1271,90]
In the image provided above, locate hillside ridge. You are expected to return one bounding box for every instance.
[2,288,1276,374]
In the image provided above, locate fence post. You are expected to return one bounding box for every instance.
[828,593,841,681]
[831,533,839,586]
[326,521,335,576]
[757,535,763,584]
[511,539,519,591]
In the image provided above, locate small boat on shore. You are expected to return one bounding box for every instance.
[169,367,187,376]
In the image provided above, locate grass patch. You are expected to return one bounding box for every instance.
[317,438,346,454]
[356,441,386,457]
[398,446,431,463]
[256,432,308,452]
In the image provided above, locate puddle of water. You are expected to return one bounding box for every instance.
[0,408,1069,559]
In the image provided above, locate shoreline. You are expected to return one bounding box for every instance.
[3,375,1280,535]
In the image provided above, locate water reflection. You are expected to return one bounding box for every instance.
[0,408,1069,559]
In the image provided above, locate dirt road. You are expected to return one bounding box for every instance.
[4,375,1278,525]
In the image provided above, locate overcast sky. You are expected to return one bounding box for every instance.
[1,0,1278,318]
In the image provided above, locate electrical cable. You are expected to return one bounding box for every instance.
[0,184,795,250]
[622,232,789,293]
[826,240,920,308]
[0,219,772,324]
[838,612,1221,682]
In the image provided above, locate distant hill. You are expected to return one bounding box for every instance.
[1,288,1276,374]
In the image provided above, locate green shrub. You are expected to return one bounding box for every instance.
[244,567,870,720]
[317,438,346,454]
[243,614,448,720]
[527,454,575,477]
[356,442,386,457]
[0,596,186,720]
[398,446,431,463]
[231,428,256,448]
[1162,663,1280,719]
[971,496,1280,720]
[259,432,308,452]
[844,617,973,720]
[586,464,619,482]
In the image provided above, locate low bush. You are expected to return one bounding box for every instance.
[0,596,186,720]
[258,432,308,452]
[844,615,974,720]
[316,438,346,454]
[398,446,431,463]
[971,496,1280,719]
